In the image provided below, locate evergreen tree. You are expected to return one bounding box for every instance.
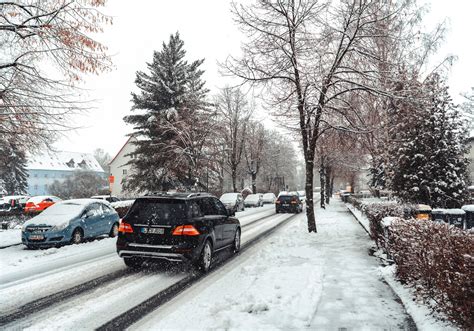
[387,73,469,207]
[123,32,210,192]
[0,142,29,194]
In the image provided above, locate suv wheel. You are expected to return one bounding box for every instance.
[71,228,83,245]
[198,240,213,272]
[233,228,241,253]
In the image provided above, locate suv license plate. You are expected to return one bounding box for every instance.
[142,227,164,235]
[29,234,44,240]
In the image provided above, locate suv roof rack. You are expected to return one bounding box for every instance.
[143,191,212,198]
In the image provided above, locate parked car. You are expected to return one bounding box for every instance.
[219,192,245,212]
[276,194,303,214]
[0,195,30,211]
[22,199,120,248]
[24,195,62,213]
[244,193,263,207]
[116,192,241,272]
[91,195,121,203]
[297,191,306,203]
[262,193,276,204]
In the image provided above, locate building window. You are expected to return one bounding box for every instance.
[44,174,48,178]
[34,185,38,190]
[123,169,128,175]
[33,173,38,178]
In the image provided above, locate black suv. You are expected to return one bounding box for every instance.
[275,194,303,214]
[116,192,241,272]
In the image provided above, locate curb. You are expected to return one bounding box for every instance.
[344,202,370,236]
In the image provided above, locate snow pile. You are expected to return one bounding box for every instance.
[380,265,457,331]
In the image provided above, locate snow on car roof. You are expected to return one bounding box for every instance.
[446,208,465,215]
[27,196,59,203]
[462,205,474,212]
[27,151,104,172]
[61,198,109,206]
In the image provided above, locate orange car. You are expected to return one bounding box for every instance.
[24,196,62,213]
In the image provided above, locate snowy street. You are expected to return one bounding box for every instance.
[0,199,423,330]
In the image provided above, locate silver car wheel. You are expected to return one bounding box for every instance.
[202,241,212,271]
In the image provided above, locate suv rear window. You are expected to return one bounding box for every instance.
[278,195,298,202]
[126,198,187,225]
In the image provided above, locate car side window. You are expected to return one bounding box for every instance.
[90,203,102,217]
[212,198,228,216]
[188,201,203,218]
[196,198,217,216]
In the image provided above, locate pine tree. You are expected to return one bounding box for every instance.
[387,73,469,207]
[0,141,29,195]
[123,32,210,192]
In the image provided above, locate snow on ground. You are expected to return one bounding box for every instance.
[380,265,458,331]
[0,205,278,318]
[0,228,21,247]
[346,202,370,233]
[132,200,414,330]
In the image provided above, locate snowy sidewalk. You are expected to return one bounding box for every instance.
[132,200,415,330]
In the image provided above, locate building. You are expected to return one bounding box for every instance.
[109,136,138,197]
[27,151,105,196]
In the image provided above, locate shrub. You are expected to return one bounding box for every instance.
[388,219,474,329]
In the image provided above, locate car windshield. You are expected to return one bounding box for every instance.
[126,199,187,225]
[246,194,259,201]
[40,202,84,216]
[220,193,238,202]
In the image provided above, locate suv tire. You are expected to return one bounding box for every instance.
[198,240,213,272]
[124,257,143,269]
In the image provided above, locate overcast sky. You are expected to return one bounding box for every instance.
[55,0,474,158]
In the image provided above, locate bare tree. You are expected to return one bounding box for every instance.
[226,0,403,232]
[244,121,266,193]
[0,0,112,148]
[215,86,253,192]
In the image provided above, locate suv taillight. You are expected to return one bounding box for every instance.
[172,225,200,236]
[291,199,298,204]
[118,221,133,233]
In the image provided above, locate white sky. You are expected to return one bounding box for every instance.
[55,0,474,157]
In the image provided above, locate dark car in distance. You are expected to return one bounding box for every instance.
[116,192,241,272]
[275,194,303,214]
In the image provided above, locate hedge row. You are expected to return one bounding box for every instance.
[346,196,413,247]
[347,196,474,329]
[389,219,474,329]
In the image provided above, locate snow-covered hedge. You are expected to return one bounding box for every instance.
[0,210,34,229]
[346,196,412,246]
[347,196,473,328]
[388,219,474,329]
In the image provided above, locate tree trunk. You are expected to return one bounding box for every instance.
[319,159,326,209]
[305,160,317,233]
[232,168,237,192]
[251,172,257,194]
[325,166,331,205]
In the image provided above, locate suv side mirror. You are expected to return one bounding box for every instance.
[226,206,235,217]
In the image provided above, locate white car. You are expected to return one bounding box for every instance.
[244,194,263,207]
[0,195,30,210]
[262,193,276,204]
[91,195,121,203]
[297,191,306,203]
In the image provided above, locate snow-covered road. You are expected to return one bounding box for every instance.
[1,204,296,329]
